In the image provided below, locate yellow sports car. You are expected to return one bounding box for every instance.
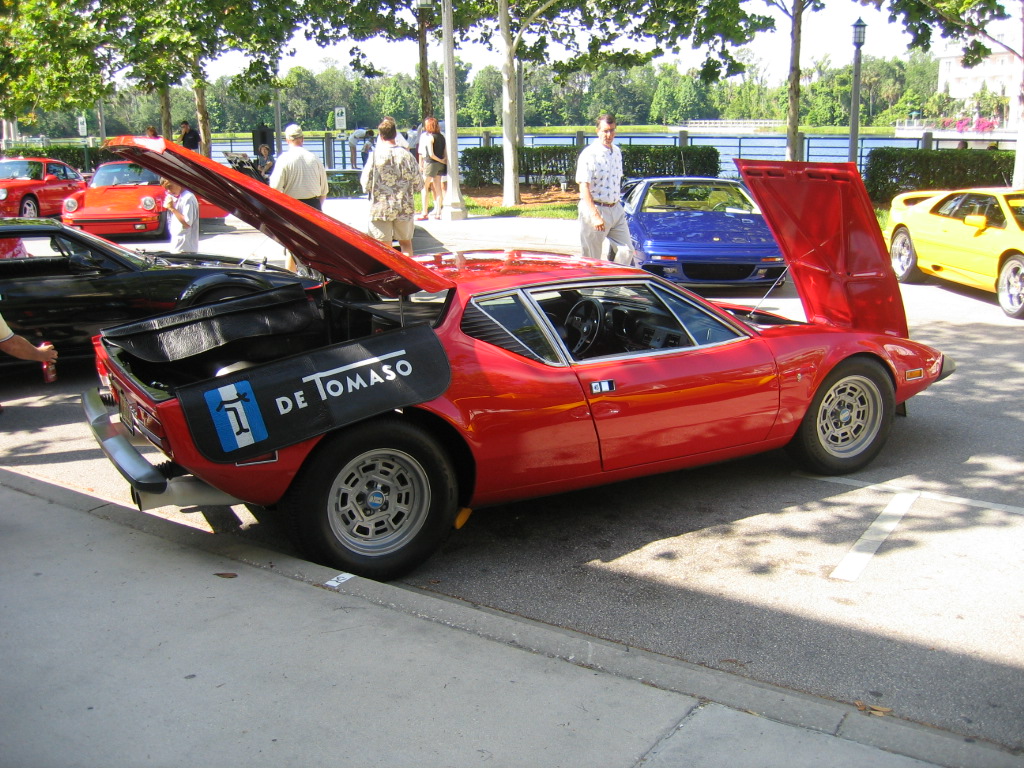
[886,187,1024,319]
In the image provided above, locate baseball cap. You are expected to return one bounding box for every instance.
[285,124,303,139]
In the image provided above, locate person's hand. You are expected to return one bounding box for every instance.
[165,195,176,210]
[592,210,605,231]
[37,342,57,364]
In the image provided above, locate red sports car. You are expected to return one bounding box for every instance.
[0,156,86,218]
[84,138,954,580]
[62,160,228,237]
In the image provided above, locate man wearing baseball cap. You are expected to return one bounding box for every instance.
[269,124,329,271]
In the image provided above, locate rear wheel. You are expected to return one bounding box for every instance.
[18,196,39,218]
[997,255,1024,319]
[889,228,924,283]
[283,418,458,580]
[787,358,894,475]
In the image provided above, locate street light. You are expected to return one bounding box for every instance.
[848,18,867,165]
[416,0,433,119]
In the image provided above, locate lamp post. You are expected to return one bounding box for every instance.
[440,0,466,219]
[848,17,867,165]
[416,0,433,119]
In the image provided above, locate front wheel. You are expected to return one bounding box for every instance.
[997,255,1024,319]
[283,418,458,580]
[787,358,895,475]
[889,229,924,283]
[19,196,39,218]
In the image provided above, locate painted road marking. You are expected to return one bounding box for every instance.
[796,472,1024,516]
[829,491,919,581]
[795,473,1024,582]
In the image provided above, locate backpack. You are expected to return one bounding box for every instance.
[432,132,446,161]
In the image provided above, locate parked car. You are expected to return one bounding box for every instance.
[622,176,786,289]
[84,140,954,581]
[62,160,228,238]
[0,218,312,364]
[0,157,86,218]
[886,187,1024,319]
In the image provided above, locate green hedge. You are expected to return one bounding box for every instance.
[865,147,1015,205]
[460,144,720,187]
[0,145,119,172]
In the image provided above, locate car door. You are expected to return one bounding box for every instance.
[0,233,145,353]
[531,281,781,472]
[911,193,966,266]
[939,193,1008,286]
[38,162,81,216]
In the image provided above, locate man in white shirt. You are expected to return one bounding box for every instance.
[575,113,630,262]
[270,123,329,271]
[160,178,200,253]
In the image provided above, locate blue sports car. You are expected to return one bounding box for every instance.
[622,177,786,289]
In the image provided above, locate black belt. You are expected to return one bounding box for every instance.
[594,200,617,207]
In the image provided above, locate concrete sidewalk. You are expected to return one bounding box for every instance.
[2,470,1018,768]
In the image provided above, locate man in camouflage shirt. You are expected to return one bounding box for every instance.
[361,117,420,257]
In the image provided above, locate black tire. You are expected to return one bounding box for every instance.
[997,255,1024,319]
[283,418,458,580]
[889,228,924,283]
[18,195,39,218]
[787,358,895,475]
[152,211,169,239]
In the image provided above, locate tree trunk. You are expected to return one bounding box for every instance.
[159,87,172,139]
[193,81,211,157]
[786,0,805,162]
[499,0,521,206]
[1014,9,1024,188]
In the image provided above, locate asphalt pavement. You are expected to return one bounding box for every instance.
[2,198,1022,767]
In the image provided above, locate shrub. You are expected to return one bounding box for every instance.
[460,144,721,186]
[864,147,1014,205]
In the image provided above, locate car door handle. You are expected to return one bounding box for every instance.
[590,380,615,394]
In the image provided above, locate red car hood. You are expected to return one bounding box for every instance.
[736,160,908,338]
[104,136,454,298]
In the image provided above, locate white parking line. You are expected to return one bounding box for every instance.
[795,472,1024,516]
[794,472,1024,581]
[829,491,920,581]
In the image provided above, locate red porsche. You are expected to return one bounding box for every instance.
[84,138,954,580]
[62,159,228,237]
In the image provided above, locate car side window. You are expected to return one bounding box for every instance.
[954,193,1005,228]
[654,286,744,346]
[462,293,560,364]
[934,194,966,218]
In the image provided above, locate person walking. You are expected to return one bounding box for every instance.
[575,113,630,262]
[361,117,420,258]
[418,116,446,220]
[270,123,329,271]
[0,311,57,414]
[160,178,200,253]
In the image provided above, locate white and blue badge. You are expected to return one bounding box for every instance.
[203,380,269,453]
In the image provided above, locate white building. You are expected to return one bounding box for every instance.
[936,19,1022,130]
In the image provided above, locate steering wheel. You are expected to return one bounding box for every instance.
[565,298,603,356]
[711,201,731,211]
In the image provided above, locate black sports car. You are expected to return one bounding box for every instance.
[0,218,312,365]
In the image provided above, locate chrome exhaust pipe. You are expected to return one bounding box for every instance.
[132,476,244,511]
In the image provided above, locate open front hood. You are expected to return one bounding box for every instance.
[104,136,454,298]
[736,160,908,338]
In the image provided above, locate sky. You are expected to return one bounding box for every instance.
[207,1,921,87]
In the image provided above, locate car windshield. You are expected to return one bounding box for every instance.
[91,164,160,187]
[56,226,152,268]
[642,182,756,214]
[1003,194,1024,229]
[0,160,44,181]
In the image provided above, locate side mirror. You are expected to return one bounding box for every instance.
[964,214,988,231]
[68,251,107,272]
[43,174,58,182]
